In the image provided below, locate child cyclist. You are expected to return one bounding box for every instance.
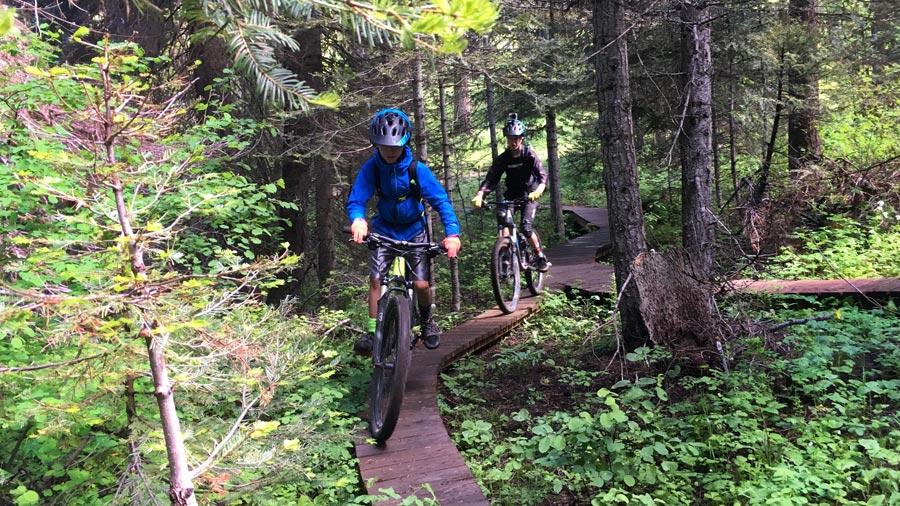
[346,108,461,355]
[471,113,551,272]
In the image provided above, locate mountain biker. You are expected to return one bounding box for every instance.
[347,108,462,355]
[471,113,551,272]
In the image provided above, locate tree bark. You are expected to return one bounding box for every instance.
[412,56,436,298]
[315,156,335,290]
[593,0,649,350]
[267,26,324,301]
[453,70,472,134]
[678,1,716,281]
[752,53,786,207]
[545,107,565,238]
[413,55,428,163]
[632,249,714,351]
[484,73,499,161]
[100,56,198,501]
[145,331,198,506]
[439,76,461,310]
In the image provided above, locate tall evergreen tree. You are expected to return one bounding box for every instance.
[593,0,650,350]
[786,0,822,172]
[678,0,716,281]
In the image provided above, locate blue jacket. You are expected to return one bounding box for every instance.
[347,146,460,241]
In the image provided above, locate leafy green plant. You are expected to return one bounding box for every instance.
[442,296,900,505]
[771,203,900,279]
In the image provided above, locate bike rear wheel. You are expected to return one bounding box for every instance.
[491,236,520,313]
[369,292,412,443]
[524,231,545,296]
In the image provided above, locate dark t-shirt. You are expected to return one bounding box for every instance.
[478,146,547,199]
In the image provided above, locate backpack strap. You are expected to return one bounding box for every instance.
[407,159,421,203]
[374,159,422,204]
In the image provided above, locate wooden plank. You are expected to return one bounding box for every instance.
[359,445,463,473]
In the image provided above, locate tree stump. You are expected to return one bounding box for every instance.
[631,249,715,352]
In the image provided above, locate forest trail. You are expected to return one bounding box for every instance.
[353,207,613,505]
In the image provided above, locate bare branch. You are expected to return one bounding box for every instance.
[768,313,834,331]
[0,352,105,373]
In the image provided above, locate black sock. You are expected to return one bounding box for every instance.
[418,304,433,323]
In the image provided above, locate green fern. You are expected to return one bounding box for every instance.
[183,0,497,108]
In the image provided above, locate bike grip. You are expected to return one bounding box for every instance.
[343,224,372,242]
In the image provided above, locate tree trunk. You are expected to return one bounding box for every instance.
[145,331,198,506]
[439,76,461,311]
[453,70,472,134]
[412,56,436,298]
[276,157,310,259]
[315,156,335,291]
[787,0,822,172]
[104,81,198,502]
[484,72,499,160]
[593,0,649,350]
[413,55,428,163]
[678,1,716,281]
[752,53,786,207]
[267,26,324,301]
[545,107,565,238]
[870,0,897,79]
[632,249,715,352]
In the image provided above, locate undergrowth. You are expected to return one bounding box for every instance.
[439,292,900,505]
[769,201,900,279]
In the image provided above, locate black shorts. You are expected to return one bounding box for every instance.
[497,198,538,234]
[369,232,431,282]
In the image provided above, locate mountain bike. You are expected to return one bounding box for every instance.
[485,197,547,314]
[353,232,446,443]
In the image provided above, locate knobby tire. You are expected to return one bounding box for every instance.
[369,292,412,443]
[491,236,520,314]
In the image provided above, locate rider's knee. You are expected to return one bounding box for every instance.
[521,221,535,236]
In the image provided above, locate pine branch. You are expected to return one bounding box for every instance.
[0,352,105,373]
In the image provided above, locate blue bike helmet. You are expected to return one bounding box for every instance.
[502,113,526,137]
[369,108,412,146]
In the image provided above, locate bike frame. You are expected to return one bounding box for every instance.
[486,198,546,314]
[494,199,534,271]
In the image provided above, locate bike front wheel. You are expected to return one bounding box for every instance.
[369,292,413,443]
[491,236,521,314]
[524,231,545,296]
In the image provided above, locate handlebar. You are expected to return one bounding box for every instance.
[344,227,447,257]
[480,197,530,209]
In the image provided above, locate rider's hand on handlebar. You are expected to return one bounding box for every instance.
[442,235,461,258]
[471,192,484,209]
[351,219,368,243]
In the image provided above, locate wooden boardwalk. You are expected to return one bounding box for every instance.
[353,205,898,505]
[553,207,614,295]
[355,302,538,505]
